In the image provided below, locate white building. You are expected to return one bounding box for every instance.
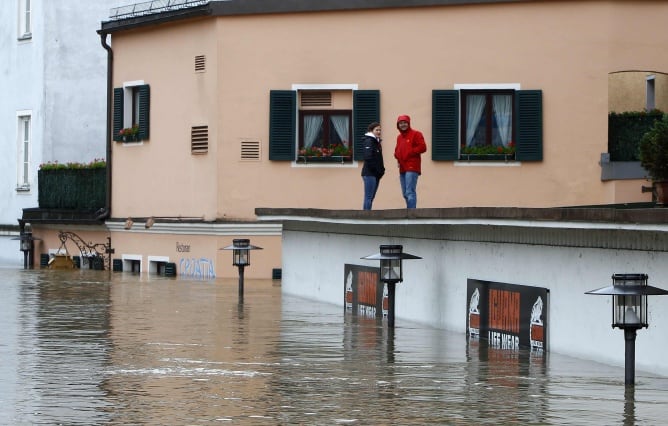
[0,0,114,265]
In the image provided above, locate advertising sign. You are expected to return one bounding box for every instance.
[344,264,386,318]
[467,279,548,351]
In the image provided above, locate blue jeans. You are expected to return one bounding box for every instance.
[399,172,419,208]
[362,175,379,210]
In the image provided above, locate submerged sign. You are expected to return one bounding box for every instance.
[467,279,548,351]
[344,264,386,318]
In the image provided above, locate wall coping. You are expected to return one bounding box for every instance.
[255,206,668,230]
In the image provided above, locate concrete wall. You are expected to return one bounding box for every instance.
[273,210,668,377]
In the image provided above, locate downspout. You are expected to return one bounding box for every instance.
[98,31,113,221]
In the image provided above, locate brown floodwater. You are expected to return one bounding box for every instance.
[0,267,667,425]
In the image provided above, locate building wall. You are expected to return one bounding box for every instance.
[277,216,668,377]
[24,0,668,278]
[609,71,668,112]
[0,0,113,264]
[110,18,220,220]
[107,0,668,225]
[0,0,45,229]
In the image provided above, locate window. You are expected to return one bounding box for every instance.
[18,0,31,40]
[646,75,655,111]
[113,82,150,142]
[297,91,352,161]
[17,113,31,191]
[432,88,542,161]
[269,86,379,162]
[461,90,514,154]
[299,110,352,156]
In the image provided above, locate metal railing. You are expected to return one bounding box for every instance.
[109,0,209,20]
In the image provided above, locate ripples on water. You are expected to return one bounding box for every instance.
[0,268,667,425]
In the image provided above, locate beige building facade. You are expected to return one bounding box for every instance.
[609,71,668,113]
[26,0,668,278]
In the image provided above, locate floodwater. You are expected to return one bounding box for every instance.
[1,268,667,425]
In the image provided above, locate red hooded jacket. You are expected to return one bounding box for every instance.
[394,115,427,174]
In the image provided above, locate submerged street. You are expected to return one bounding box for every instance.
[1,267,667,424]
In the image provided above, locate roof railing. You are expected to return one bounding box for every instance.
[109,0,209,20]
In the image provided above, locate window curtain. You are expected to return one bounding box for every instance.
[330,115,350,147]
[466,95,486,147]
[303,115,323,148]
[492,94,512,147]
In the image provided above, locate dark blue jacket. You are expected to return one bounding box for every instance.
[361,134,385,178]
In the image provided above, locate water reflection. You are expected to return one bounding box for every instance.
[0,268,667,424]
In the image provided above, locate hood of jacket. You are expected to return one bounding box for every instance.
[397,115,411,133]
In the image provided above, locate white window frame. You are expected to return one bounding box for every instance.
[16,111,32,191]
[18,0,32,40]
[122,254,143,274]
[148,255,170,275]
[291,83,358,168]
[646,75,656,111]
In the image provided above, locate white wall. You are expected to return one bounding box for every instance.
[0,0,113,261]
[281,224,668,377]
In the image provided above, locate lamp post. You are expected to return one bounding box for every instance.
[221,239,262,299]
[362,244,421,328]
[12,222,40,269]
[586,273,668,386]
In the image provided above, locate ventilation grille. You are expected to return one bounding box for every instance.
[300,91,332,107]
[195,55,206,72]
[191,125,208,154]
[240,140,261,161]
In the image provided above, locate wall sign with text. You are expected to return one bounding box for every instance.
[467,279,548,351]
[344,264,386,318]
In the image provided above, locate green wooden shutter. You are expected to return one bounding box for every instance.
[353,90,380,161]
[269,90,296,160]
[432,90,459,160]
[138,84,150,140]
[515,90,542,161]
[113,88,123,141]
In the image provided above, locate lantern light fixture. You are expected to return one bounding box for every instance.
[221,239,263,299]
[586,273,668,386]
[362,244,421,327]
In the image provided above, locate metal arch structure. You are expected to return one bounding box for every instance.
[57,231,114,270]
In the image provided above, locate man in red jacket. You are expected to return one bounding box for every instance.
[394,115,427,208]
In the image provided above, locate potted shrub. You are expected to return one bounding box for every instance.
[639,114,668,204]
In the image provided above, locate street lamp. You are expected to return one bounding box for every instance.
[12,222,41,269]
[362,244,421,328]
[221,239,262,299]
[586,273,668,386]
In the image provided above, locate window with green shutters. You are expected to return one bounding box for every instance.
[269,89,379,163]
[432,89,542,161]
[113,84,150,142]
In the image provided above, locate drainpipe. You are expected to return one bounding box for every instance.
[99,31,113,220]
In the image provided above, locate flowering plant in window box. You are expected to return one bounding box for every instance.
[118,124,139,142]
[298,144,352,162]
[461,141,515,155]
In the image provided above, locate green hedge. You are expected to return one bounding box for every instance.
[38,167,107,210]
[608,110,663,161]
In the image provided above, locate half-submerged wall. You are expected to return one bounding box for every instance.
[257,207,668,377]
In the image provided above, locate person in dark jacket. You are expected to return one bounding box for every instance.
[361,122,385,210]
[394,114,427,208]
